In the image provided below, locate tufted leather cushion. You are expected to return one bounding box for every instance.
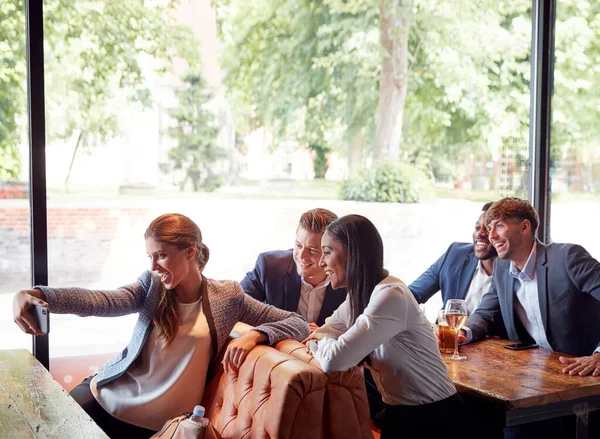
[275,340,373,439]
[202,342,328,439]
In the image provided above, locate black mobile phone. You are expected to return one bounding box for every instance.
[504,342,538,350]
[30,305,50,334]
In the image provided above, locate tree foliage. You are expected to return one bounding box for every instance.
[216,0,600,187]
[0,1,26,179]
[1,0,199,183]
[165,70,226,192]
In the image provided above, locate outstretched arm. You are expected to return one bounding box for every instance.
[13,272,154,335]
[310,285,408,373]
[463,280,502,343]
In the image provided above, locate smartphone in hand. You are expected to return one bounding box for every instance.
[30,305,50,334]
[504,342,538,350]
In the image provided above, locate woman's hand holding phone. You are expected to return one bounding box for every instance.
[13,289,49,336]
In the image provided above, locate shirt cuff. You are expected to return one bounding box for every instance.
[593,347,600,355]
[461,326,473,344]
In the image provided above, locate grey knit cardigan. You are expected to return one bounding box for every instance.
[38,271,309,387]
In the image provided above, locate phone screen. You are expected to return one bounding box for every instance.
[504,342,538,350]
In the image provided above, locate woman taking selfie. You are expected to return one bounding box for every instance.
[306,214,462,439]
[13,213,309,439]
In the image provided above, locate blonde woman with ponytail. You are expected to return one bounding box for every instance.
[13,213,309,439]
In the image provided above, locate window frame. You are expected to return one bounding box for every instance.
[25,0,557,367]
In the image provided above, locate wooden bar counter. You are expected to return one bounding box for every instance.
[444,338,600,438]
[0,349,108,438]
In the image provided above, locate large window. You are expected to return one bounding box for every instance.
[549,0,600,258]
[5,0,592,377]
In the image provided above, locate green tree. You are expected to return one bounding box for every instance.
[1,0,199,187]
[165,70,226,192]
[215,0,380,177]
[0,1,26,180]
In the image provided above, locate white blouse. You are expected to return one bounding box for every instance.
[91,298,212,430]
[309,275,456,406]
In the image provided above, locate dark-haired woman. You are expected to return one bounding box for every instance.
[306,214,461,439]
[13,213,309,439]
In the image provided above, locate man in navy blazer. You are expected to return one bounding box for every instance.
[463,198,600,372]
[409,202,497,314]
[241,208,346,329]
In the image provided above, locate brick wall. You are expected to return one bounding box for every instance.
[0,203,150,293]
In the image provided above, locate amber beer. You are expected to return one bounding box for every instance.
[439,324,456,354]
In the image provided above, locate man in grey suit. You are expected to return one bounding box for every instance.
[459,197,600,439]
[463,197,600,375]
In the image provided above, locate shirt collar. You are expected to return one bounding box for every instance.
[301,277,330,290]
[475,260,492,278]
[509,242,537,281]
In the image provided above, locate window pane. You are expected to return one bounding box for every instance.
[41,0,533,387]
[550,1,600,258]
[0,1,31,351]
[216,0,532,319]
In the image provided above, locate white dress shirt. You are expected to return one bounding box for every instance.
[296,277,329,323]
[510,244,552,350]
[464,260,492,315]
[309,275,456,406]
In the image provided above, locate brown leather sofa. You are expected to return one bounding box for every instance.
[276,340,373,439]
[201,337,373,439]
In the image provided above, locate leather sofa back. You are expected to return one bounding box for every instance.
[276,340,373,439]
[202,343,328,439]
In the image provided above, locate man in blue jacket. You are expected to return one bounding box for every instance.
[460,197,600,439]
[241,208,346,331]
[409,202,497,314]
[464,198,600,366]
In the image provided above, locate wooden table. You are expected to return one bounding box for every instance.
[0,349,108,438]
[444,339,600,439]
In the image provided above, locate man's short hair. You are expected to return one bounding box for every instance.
[482,201,494,211]
[485,197,539,236]
[298,208,338,234]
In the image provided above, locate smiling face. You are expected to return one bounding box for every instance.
[145,237,196,294]
[293,227,327,285]
[487,216,531,262]
[319,232,348,289]
[473,211,497,260]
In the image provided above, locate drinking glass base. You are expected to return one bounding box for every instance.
[446,354,467,361]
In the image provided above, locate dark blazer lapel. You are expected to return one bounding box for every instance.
[535,241,549,335]
[505,270,518,340]
[456,251,478,300]
[284,256,302,312]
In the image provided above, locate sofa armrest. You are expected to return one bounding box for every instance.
[202,341,327,439]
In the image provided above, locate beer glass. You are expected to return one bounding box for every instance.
[437,310,455,355]
[444,299,468,360]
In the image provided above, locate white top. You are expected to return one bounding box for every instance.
[510,244,552,350]
[465,260,492,315]
[309,276,456,406]
[297,277,329,323]
[91,298,212,431]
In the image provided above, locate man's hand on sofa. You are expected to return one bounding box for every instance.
[222,330,267,373]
